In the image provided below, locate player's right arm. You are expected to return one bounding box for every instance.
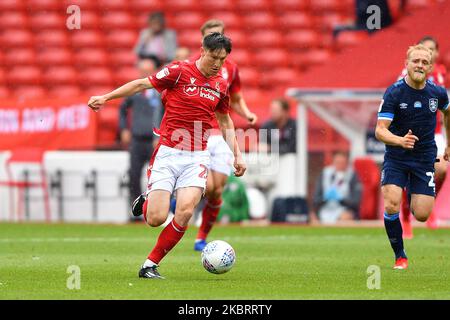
[375,120,418,149]
[88,78,153,112]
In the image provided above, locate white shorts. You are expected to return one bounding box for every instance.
[207,134,234,176]
[146,145,210,195]
[435,133,446,156]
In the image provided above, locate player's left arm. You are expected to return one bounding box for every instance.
[230,92,258,125]
[215,111,246,177]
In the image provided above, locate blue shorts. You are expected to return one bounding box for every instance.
[381,158,435,197]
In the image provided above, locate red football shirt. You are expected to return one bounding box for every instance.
[190,52,242,133]
[148,60,230,151]
[398,63,447,134]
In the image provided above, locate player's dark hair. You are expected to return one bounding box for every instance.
[202,32,232,54]
[273,98,290,112]
[419,36,439,50]
[138,53,162,68]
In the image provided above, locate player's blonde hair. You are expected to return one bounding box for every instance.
[200,19,225,36]
[406,44,432,61]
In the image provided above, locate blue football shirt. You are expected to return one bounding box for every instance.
[378,78,449,162]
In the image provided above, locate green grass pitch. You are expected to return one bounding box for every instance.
[1,223,450,299]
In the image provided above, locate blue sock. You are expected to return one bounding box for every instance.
[383,212,407,259]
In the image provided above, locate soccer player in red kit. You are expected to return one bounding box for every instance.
[191,20,258,251]
[398,36,447,238]
[88,33,246,279]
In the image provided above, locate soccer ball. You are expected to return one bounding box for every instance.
[201,240,236,274]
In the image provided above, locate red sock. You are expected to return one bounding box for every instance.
[148,219,187,264]
[196,198,222,241]
[142,199,148,222]
[400,190,411,223]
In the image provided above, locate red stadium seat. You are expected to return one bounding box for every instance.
[13,86,47,99]
[0,68,5,85]
[60,0,98,10]
[254,49,290,68]
[129,0,163,13]
[29,12,65,30]
[168,12,205,30]
[310,0,346,13]
[36,48,73,66]
[26,0,62,11]
[178,30,202,49]
[200,0,235,11]
[109,50,138,67]
[353,157,381,220]
[7,66,42,85]
[230,49,252,67]
[163,0,197,12]
[100,11,135,30]
[34,31,70,49]
[105,30,138,49]
[78,68,114,86]
[0,30,34,48]
[236,0,271,11]
[0,11,29,29]
[294,49,332,69]
[284,30,321,49]
[207,12,242,30]
[260,67,299,88]
[83,85,115,97]
[74,49,110,67]
[70,30,105,49]
[97,0,129,11]
[76,10,99,29]
[243,12,278,30]
[316,13,346,30]
[335,30,370,50]
[238,67,261,88]
[273,0,310,11]
[225,29,247,48]
[278,12,314,30]
[248,30,284,48]
[0,0,26,11]
[407,0,435,10]
[48,85,82,97]
[4,49,36,66]
[113,67,141,85]
[42,66,78,85]
[0,86,11,99]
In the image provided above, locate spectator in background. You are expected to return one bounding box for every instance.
[216,174,250,223]
[175,47,191,61]
[259,98,297,154]
[333,0,400,38]
[134,12,177,64]
[119,56,164,221]
[312,151,362,224]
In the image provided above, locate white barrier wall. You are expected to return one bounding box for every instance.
[0,151,130,223]
[0,151,297,223]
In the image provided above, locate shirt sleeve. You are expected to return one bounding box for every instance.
[148,62,182,93]
[215,91,231,114]
[439,88,449,111]
[378,88,396,121]
[229,66,241,95]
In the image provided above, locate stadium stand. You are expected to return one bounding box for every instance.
[0,0,444,150]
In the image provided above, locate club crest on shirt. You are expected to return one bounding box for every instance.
[184,77,199,96]
[429,98,438,112]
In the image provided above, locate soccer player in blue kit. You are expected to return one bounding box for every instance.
[376,44,450,270]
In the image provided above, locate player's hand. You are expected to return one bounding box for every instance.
[444,146,450,162]
[246,112,258,125]
[233,155,247,177]
[400,129,419,149]
[87,95,107,112]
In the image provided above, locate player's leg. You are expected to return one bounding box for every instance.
[381,160,409,269]
[410,194,434,222]
[400,188,413,239]
[194,135,233,251]
[409,161,436,222]
[195,170,228,251]
[427,155,446,228]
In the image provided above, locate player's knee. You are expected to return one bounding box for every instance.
[206,186,224,200]
[412,210,429,222]
[174,205,194,225]
[385,199,401,214]
[146,207,167,227]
